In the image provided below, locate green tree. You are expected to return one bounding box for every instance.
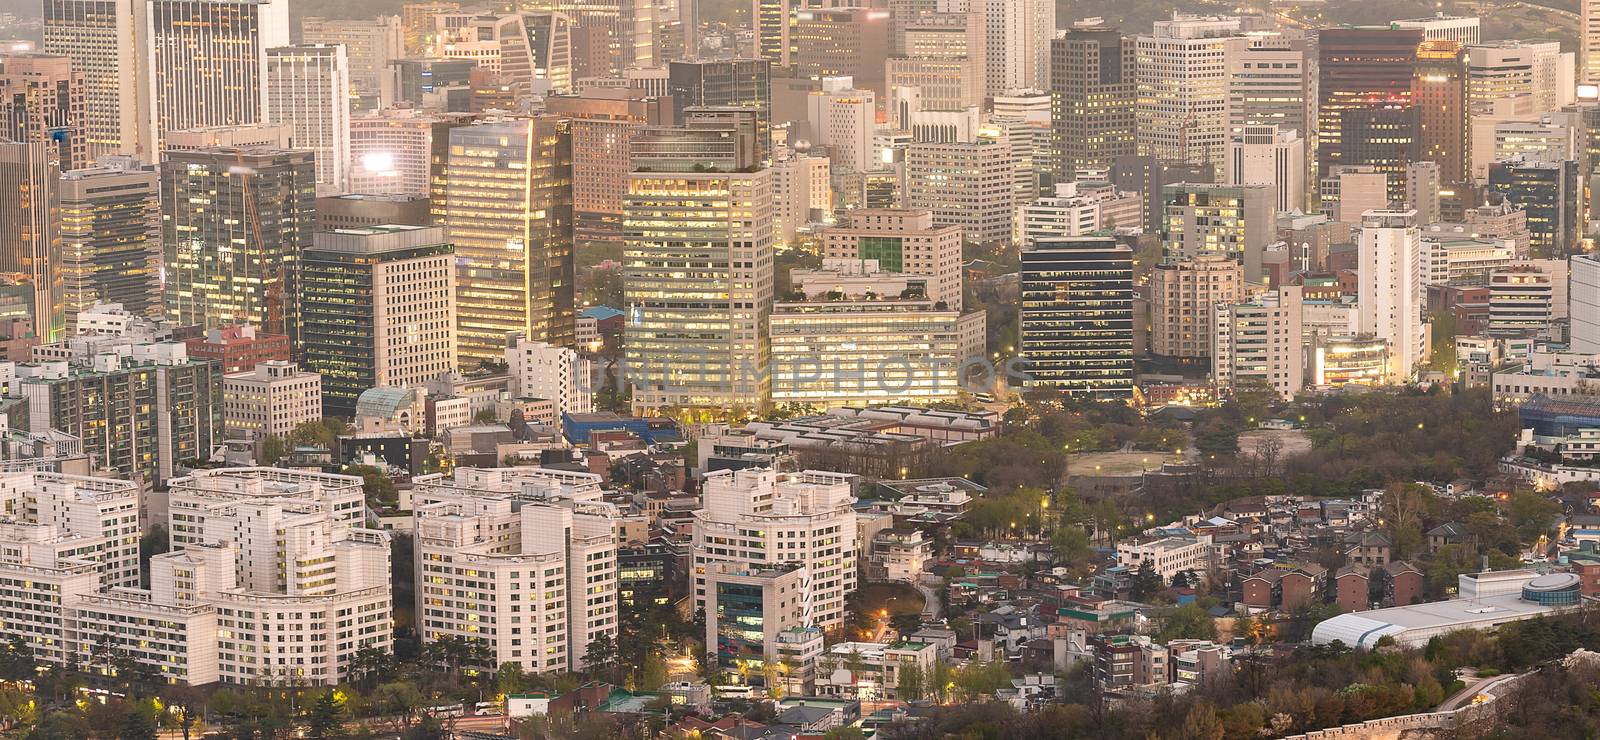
[1129,560,1163,601]
[585,632,621,683]
[1051,525,1091,570]
[26,710,91,740]
[1505,491,1559,546]
[896,658,925,701]
[121,706,160,740]
[346,464,398,506]
[259,434,287,464]
[290,418,351,448]
[373,681,424,728]
[305,690,346,739]
[1155,603,1218,642]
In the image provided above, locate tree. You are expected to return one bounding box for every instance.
[1129,560,1163,601]
[1505,491,1559,546]
[121,706,160,740]
[585,633,621,683]
[1051,525,1091,570]
[346,464,398,506]
[291,418,351,448]
[927,658,953,703]
[1155,603,1218,642]
[259,434,287,464]
[306,690,346,739]
[373,681,424,729]
[26,711,91,740]
[823,728,867,740]
[896,659,925,701]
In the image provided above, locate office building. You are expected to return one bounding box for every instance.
[1320,165,1391,224]
[789,7,892,97]
[704,563,810,673]
[1412,40,1470,186]
[17,341,222,486]
[1487,265,1558,339]
[1317,27,1422,175]
[1586,0,1600,83]
[822,209,964,311]
[488,12,572,94]
[57,159,160,330]
[1050,23,1136,179]
[1406,161,1441,226]
[348,109,438,197]
[299,225,456,418]
[0,142,60,341]
[623,111,772,414]
[1225,125,1305,214]
[1111,155,1216,234]
[1487,158,1581,257]
[668,59,771,159]
[1213,285,1305,401]
[149,0,291,139]
[315,193,430,230]
[1018,181,1141,244]
[184,324,291,374]
[299,16,404,110]
[691,468,857,631]
[1019,236,1134,398]
[161,122,291,151]
[980,0,1053,95]
[885,10,986,117]
[1357,210,1427,382]
[1393,14,1480,45]
[441,117,574,366]
[1572,253,1600,353]
[412,467,619,673]
[806,79,874,174]
[505,335,592,418]
[544,90,660,250]
[1161,183,1275,283]
[1150,254,1242,362]
[266,45,352,196]
[1227,36,1315,136]
[389,57,475,107]
[162,148,315,338]
[905,136,1014,245]
[42,0,157,159]
[1467,41,1567,115]
[0,53,88,171]
[222,361,322,440]
[1135,15,1248,169]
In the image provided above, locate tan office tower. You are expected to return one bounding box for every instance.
[149,0,291,141]
[1213,285,1304,401]
[58,158,161,330]
[981,0,1053,95]
[43,0,156,161]
[823,209,964,311]
[1051,23,1136,179]
[623,110,772,414]
[906,136,1014,245]
[1136,15,1249,170]
[1586,0,1600,83]
[1161,183,1275,282]
[1225,125,1306,214]
[349,109,437,197]
[886,9,985,116]
[443,117,574,368]
[300,16,404,110]
[790,7,891,98]
[0,54,88,172]
[1227,36,1315,207]
[1467,41,1566,114]
[266,45,352,196]
[0,142,62,340]
[1150,254,1243,362]
[544,89,661,251]
[1412,40,1469,187]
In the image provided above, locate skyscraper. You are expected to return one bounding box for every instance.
[266,45,352,196]
[1225,125,1306,214]
[1357,210,1426,382]
[0,53,88,171]
[1161,183,1275,283]
[1135,15,1248,169]
[1487,157,1581,257]
[1583,0,1600,83]
[885,10,985,121]
[57,158,160,330]
[1050,23,1136,179]
[623,109,772,414]
[300,225,457,417]
[1572,252,1600,353]
[442,117,575,367]
[162,147,315,338]
[1316,27,1422,176]
[668,59,771,159]
[981,0,1053,95]
[1227,36,1315,207]
[348,109,438,197]
[906,136,1015,245]
[1412,40,1469,187]
[491,12,574,95]
[43,0,157,159]
[299,16,404,110]
[544,90,660,252]
[1150,254,1242,363]
[1019,236,1134,398]
[0,142,61,340]
[148,0,291,141]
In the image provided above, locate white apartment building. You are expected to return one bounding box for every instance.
[349,109,436,196]
[1488,266,1557,338]
[692,469,858,632]
[981,0,1053,94]
[814,640,938,700]
[1213,286,1305,401]
[411,467,618,674]
[223,361,323,440]
[1225,125,1305,213]
[1135,15,1248,170]
[2,469,390,687]
[266,44,352,196]
[1115,535,1214,580]
[1422,235,1516,287]
[1358,210,1427,383]
[505,335,592,418]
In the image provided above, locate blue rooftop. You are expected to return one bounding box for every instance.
[581,306,624,321]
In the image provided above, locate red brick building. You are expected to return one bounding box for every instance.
[1280,565,1326,610]
[1382,561,1425,607]
[1334,565,1370,612]
[184,324,291,374]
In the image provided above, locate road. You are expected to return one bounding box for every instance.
[1436,674,1515,712]
[913,580,942,621]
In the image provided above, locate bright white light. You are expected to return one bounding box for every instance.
[360,151,396,175]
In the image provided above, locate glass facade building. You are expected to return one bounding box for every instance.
[1018,236,1134,398]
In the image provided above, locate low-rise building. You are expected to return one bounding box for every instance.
[813,640,938,700]
[1116,535,1213,580]
[222,361,323,440]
